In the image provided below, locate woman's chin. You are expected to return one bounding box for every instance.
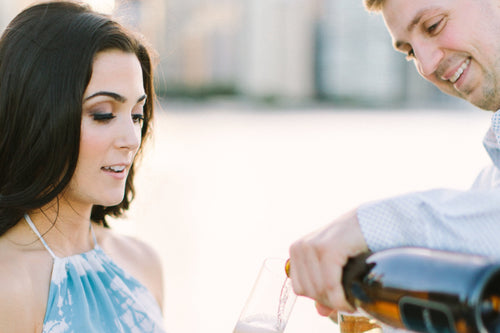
[97,195,125,208]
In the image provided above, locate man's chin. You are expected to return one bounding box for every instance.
[467,94,500,111]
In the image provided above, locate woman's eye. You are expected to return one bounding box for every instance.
[132,114,144,125]
[92,113,115,122]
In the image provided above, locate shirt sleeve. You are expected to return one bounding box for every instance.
[357,187,500,257]
[471,164,500,190]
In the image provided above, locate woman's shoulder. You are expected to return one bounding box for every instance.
[94,224,164,308]
[0,260,34,331]
[95,224,163,273]
[0,234,51,331]
[0,239,27,295]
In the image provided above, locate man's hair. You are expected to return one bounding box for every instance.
[364,0,385,11]
[0,1,155,235]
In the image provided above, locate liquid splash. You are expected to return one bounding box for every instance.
[276,277,294,331]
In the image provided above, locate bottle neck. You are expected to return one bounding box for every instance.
[342,252,373,307]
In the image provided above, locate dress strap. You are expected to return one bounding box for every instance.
[24,213,57,259]
[89,222,98,247]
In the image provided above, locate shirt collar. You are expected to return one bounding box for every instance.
[492,110,500,144]
[484,110,500,168]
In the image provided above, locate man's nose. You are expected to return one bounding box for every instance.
[413,41,443,78]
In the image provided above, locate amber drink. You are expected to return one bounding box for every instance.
[338,311,382,333]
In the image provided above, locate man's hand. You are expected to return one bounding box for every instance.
[288,209,368,314]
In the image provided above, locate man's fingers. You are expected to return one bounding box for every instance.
[289,241,323,298]
[288,209,368,314]
[315,301,335,317]
[328,309,339,324]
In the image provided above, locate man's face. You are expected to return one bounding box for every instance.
[382,0,500,111]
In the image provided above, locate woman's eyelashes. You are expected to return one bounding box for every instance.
[92,112,115,122]
[132,114,144,125]
[91,112,144,125]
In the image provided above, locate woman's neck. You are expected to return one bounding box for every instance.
[26,200,96,257]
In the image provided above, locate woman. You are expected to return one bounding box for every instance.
[0,1,165,332]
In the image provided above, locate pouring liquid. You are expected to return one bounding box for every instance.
[234,276,295,333]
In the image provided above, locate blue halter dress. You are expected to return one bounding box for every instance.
[24,214,166,333]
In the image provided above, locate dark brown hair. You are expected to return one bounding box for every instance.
[0,1,155,235]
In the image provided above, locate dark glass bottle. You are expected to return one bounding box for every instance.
[342,247,500,333]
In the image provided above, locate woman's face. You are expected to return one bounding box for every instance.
[64,49,146,211]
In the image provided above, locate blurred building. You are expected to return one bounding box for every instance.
[154,0,457,107]
[0,0,461,108]
[237,0,317,100]
[156,0,242,97]
[315,0,454,107]
[315,0,404,104]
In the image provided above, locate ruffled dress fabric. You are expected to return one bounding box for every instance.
[24,214,166,333]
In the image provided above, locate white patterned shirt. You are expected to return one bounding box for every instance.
[358,110,500,257]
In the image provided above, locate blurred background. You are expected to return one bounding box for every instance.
[0,0,471,108]
[0,1,493,333]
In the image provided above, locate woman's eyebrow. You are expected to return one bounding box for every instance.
[84,91,147,104]
[84,91,127,103]
[137,94,147,103]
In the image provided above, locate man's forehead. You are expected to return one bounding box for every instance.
[381,0,451,20]
[381,0,441,37]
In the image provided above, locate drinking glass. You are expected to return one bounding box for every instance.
[233,258,297,333]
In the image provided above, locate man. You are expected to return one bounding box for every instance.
[288,0,500,324]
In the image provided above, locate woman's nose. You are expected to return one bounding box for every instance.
[116,116,141,151]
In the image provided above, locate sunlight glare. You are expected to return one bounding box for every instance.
[82,0,115,14]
